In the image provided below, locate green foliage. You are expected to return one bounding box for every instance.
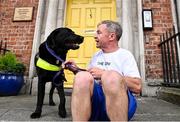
[0,52,26,74]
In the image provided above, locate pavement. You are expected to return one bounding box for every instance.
[0,92,180,121]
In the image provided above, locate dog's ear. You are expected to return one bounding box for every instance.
[46,27,75,49]
[46,28,62,49]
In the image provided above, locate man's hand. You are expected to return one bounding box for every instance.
[63,60,86,74]
[63,60,78,73]
[87,67,105,79]
[63,60,77,68]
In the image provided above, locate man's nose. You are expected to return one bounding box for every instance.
[94,33,97,39]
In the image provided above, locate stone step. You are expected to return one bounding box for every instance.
[157,87,180,106]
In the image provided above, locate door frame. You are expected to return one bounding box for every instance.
[29,0,145,94]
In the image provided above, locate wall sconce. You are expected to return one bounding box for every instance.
[142,9,153,30]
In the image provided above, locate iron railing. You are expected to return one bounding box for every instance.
[158,28,180,87]
[0,40,10,55]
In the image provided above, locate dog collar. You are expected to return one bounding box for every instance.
[36,57,61,71]
[45,43,65,63]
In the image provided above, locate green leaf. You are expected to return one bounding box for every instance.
[0,52,25,74]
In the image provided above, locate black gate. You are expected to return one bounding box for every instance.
[158,28,180,87]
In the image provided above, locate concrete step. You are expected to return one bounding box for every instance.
[157,87,180,106]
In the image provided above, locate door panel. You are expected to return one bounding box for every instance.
[65,0,116,87]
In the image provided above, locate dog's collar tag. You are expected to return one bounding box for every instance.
[56,60,60,65]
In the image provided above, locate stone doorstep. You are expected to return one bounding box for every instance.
[157,87,180,106]
[19,77,73,96]
[22,78,162,96]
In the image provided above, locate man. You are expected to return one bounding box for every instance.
[64,20,142,121]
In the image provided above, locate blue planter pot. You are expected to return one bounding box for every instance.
[0,73,24,96]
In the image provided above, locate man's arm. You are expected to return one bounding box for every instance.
[124,76,142,94]
[87,67,142,94]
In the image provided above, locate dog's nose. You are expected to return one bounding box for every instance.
[79,36,84,41]
[81,36,84,40]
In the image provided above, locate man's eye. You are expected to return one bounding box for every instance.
[97,31,101,34]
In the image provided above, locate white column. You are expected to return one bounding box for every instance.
[176,0,180,60]
[29,0,45,79]
[177,0,180,31]
[57,0,66,27]
[28,0,45,94]
[170,0,179,32]
[137,0,146,95]
[120,0,146,95]
[121,0,133,52]
[44,0,59,41]
[138,0,145,80]
[170,0,180,61]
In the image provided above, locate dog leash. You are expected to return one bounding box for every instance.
[45,43,65,63]
[45,43,87,86]
[45,43,65,87]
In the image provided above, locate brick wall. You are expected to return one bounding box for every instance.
[143,0,173,79]
[0,0,39,75]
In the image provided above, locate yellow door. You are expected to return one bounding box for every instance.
[64,0,117,88]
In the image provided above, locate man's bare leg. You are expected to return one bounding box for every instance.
[101,70,128,121]
[71,71,94,121]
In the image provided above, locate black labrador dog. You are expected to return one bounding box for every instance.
[30,28,84,119]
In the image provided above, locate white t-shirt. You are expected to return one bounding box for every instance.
[88,48,141,78]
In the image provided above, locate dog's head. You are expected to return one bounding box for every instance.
[46,28,84,54]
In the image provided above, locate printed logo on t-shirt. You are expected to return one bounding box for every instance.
[97,61,111,66]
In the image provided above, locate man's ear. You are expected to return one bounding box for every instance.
[109,32,116,41]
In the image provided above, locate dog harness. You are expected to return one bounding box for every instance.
[43,43,66,86]
[36,57,61,71]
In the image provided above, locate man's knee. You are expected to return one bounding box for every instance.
[101,70,125,93]
[101,70,123,83]
[74,71,94,89]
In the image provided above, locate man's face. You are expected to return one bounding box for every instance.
[94,24,110,49]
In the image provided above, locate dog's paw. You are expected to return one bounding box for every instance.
[49,101,56,106]
[58,109,67,118]
[30,112,41,119]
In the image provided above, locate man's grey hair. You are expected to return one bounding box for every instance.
[97,20,122,41]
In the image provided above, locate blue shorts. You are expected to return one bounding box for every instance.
[89,82,137,121]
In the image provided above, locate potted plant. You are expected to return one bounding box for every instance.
[0,52,26,96]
